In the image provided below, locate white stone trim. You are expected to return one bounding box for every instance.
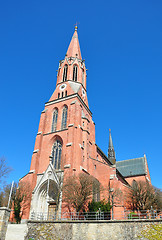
[42,109,48,113]
[37,131,42,135]
[80,166,88,173]
[64,164,71,169]
[70,100,77,105]
[110,174,115,180]
[78,125,83,131]
[33,149,39,153]
[66,142,73,147]
[79,144,84,149]
[68,124,74,127]
[146,176,150,182]
[45,94,77,106]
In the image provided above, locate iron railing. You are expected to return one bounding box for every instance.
[30,209,162,221]
[30,211,57,221]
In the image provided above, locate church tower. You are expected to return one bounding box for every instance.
[21,27,97,219]
[29,26,95,176]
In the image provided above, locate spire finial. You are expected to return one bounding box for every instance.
[74,22,79,31]
[75,25,78,31]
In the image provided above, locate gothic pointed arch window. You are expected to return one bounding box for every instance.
[51,109,58,132]
[61,106,68,130]
[73,65,78,82]
[51,140,62,169]
[62,65,68,82]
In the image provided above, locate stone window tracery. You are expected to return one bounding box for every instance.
[61,106,68,130]
[73,65,78,82]
[62,65,68,82]
[51,109,58,132]
[51,140,62,169]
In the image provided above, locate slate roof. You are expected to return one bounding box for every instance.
[116,157,146,177]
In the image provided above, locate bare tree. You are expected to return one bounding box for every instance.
[63,173,100,213]
[107,181,123,219]
[153,187,162,210]
[0,157,11,188]
[126,180,161,211]
[0,182,17,207]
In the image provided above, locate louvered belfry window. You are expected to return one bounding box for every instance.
[61,106,68,130]
[51,109,58,132]
[82,70,84,85]
[51,140,62,169]
[62,65,68,82]
[73,65,78,82]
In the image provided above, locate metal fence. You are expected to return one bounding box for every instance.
[61,211,109,220]
[124,209,161,220]
[30,209,162,221]
[30,211,57,221]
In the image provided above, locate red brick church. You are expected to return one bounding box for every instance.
[18,27,151,221]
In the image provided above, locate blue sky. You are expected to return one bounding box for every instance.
[0,0,162,188]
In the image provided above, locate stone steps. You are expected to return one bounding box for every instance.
[5,224,27,240]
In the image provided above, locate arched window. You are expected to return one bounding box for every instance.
[61,106,68,130]
[51,140,62,169]
[51,109,58,132]
[73,65,78,82]
[62,65,68,82]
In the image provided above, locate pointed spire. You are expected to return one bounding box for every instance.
[109,129,114,149]
[66,26,82,59]
[108,129,116,164]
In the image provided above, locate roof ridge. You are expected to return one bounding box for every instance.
[117,157,144,163]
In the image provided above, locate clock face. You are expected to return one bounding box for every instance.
[59,83,67,91]
[82,88,85,96]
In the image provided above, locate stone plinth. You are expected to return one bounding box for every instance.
[0,207,11,240]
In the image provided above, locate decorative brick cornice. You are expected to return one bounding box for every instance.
[43,128,68,136]
[45,93,92,116]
